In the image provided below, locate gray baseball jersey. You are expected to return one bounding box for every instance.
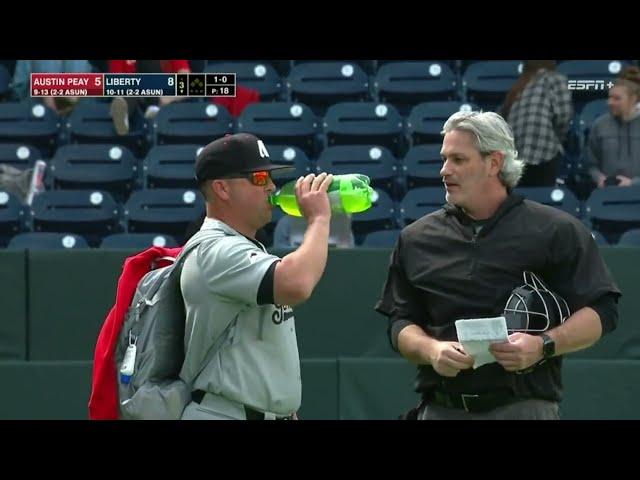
[180,218,301,416]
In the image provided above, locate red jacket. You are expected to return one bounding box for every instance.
[88,246,182,420]
[212,84,260,117]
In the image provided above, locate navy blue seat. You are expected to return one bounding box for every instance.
[237,102,319,157]
[67,99,148,157]
[0,143,41,170]
[31,190,121,244]
[462,61,522,111]
[585,186,640,243]
[292,60,376,75]
[361,229,401,248]
[156,102,233,146]
[578,99,608,143]
[125,188,205,240]
[206,62,283,102]
[0,191,25,245]
[350,189,396,238]
[100,232,179,249]
[617,228,640,247]
[400,187,446,226]
[374,61,458,114]
[50,144,137,200]
[407,102,477,146]
[316,145,397,197]
[404,144,444,188]
[591,230,609,246]
[7,232,89,250]
[264,145,313,186]
[288,62,370,116]
[144,144,201,189]
[514,186,581,218]
[0,102,59,157]
[324,102,405,156]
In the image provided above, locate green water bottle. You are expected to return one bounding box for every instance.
[269,173,378,217]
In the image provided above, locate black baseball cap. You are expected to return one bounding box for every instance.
[195,133,293,185]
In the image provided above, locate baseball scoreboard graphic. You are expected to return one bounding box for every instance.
[30,73,236,97]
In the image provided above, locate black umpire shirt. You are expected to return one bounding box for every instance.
[375,193,621,402]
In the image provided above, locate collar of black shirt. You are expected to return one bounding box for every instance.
[443,193,524,235]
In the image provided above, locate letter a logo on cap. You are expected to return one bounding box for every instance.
[257,140,270,158]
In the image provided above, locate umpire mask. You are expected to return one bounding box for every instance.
[503,272,570,333]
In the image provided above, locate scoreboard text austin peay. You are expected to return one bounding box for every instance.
[30,73,236,97]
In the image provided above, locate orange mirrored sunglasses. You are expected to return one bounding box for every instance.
[220,170,273,186]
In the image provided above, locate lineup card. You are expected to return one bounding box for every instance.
[31,73,236,97]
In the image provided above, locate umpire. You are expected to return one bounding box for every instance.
[180,133,333,420]
[375,111,621,420]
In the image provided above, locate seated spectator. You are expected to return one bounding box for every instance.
[273,213,355,249]
[12,60,93,115]
[501,60,572,187]
[586,66,640,188]
[107,60,191,135]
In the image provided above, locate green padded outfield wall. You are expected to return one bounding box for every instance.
[21,247,640,361]
[0,251,27,360]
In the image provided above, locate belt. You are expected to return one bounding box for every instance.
[192,390,293,420]
[429,390,518,413]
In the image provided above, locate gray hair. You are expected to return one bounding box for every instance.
[441,111,525,189]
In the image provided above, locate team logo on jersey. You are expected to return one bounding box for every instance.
[272,304,294,325]
[257,140,270,158]
[248,252,259,264]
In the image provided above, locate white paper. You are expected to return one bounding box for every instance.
[454,316,509,369]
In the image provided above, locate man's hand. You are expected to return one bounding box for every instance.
[597,174,606,189]
[616,175,632,187]
[295,173,333,222]
[428,341,474,377]
[490,333,543,372]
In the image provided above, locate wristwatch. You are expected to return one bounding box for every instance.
[540,333,555,359]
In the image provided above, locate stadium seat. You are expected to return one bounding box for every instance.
[590,230,609,246]
[124,188,205,241]
[399,187,446,226]
[205,62,283,102]
[0,143,41,170]
[0,191,25,245]
[50,144,137,200]
[578,99,608,143]
[292,60,376,75]
[0,102,59,157]
[100,233,179,249]
[350,189,396,238]
[264,145,314,186]
[403,144,444,188]
[316,145,398,197]
[618,228,640,247]
[406,101,478,146]
[155,102,233,145]
[66,99,148,157]
[7,232,89,250]
[288,62,370,116]
[144,144,202,189]
[514,186,581,218]
[237,102,319,157]
[324,102,405,156]
[361,229,401,248]
[374,61,458,114]
[585,186,640,243]
[462,61,522,111]
[31,190,121,245]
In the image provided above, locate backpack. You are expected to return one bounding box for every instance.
[115,230,229,420]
